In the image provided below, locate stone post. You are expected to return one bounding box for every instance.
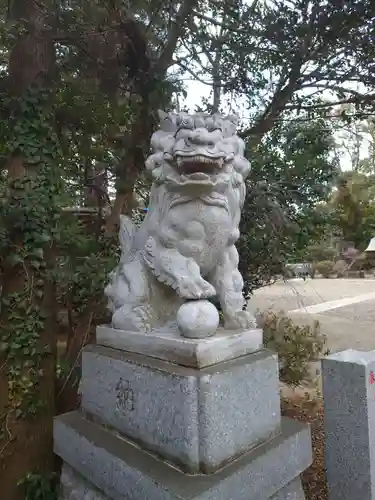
[322,349,375,500]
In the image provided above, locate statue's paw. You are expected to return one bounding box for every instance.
[177,277,216,300]
[112,305,152,333]
[224,310,257,330]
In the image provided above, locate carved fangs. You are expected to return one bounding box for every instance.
[176,155,224,174]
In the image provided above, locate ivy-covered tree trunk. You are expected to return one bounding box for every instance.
[0,1,58,498]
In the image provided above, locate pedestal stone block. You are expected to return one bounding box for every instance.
[96,325,263,368]
[55,411,311,500]
[81,345,281,473]
[322,349,375,500]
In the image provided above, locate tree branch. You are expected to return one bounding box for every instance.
[192,0,259,34]
[172,61,214,86]
[193,11,246,32]
[154,0,199,75]
[285,93,375,111]
[241,59,305,140]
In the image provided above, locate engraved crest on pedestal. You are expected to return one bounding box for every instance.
[115,378,135,412]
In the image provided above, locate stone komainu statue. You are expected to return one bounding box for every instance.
[105,111,256,333]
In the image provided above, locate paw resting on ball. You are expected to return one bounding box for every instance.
[176,276,216,300]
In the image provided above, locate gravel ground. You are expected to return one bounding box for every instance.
[251,278,375,354]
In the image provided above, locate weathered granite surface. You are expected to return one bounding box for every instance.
[322,349,375,500]
[104,111,256,335]
[60,465,108,500]
[96,325,263,368]
[269,478,305,500]
[81,345,280,473]
[54,412,311,500]
[59,465,305,500]
[176,300,219,338]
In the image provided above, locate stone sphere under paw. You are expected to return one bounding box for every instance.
[177,300,219,339]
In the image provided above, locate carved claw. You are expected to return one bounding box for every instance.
[224,310,257,330]
[112,304,152,333]
[176,276,216,300]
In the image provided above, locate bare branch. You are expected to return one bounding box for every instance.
[173,61,214,86]
[285,93,375,111]
[155,0,199,75]
[241,59,305,140]
[299,83,364,94]
[192,0,259,33]
[193,11,247,32]
[179,35,211,72]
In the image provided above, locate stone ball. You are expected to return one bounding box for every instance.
[177,300,219,339]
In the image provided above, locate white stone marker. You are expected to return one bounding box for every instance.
[322,349,375,500]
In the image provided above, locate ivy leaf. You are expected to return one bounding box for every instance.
[8,253,23,266]
[36,232,51,244]
[0,342,8,352]
[29,247,44,259]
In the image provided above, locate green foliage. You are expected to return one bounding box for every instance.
[0,84,63,426]
[303,243,338,263]
[314,260,335,278]
[18,473,58,500]
[238,119,339,295]
[55,218,118,319]
[332,171,375,250]
[350,252,374,271]
[4,86,60,165]
[190,0,375,133]
[1,298,49,416]
[258,310,328,387]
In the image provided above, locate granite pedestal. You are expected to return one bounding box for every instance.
[54,326,312,500]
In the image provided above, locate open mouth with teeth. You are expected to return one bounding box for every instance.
[176,154,224,177]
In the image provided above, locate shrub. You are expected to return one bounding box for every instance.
[350,252,374,271]
[282,266,295,279]
[257,310,328,386]
[333,259,348,277]
[18,473,58,500]
[304,242,337,263]
[314,260,334,278]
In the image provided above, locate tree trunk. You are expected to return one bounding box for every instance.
[104,185,135,235]
[104,105,150,235]
[104,0,198,234]
[0,1,56,498]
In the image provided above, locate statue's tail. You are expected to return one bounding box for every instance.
[118,215,136,260]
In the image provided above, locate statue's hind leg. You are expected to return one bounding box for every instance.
[107,259,153,333]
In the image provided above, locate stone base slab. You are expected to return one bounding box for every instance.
[270,478,305,500]
[96,324,263,368]
[60,465,305,500]
[55,412,311,500]
[60,465,108,500]
[81,345,281,473]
